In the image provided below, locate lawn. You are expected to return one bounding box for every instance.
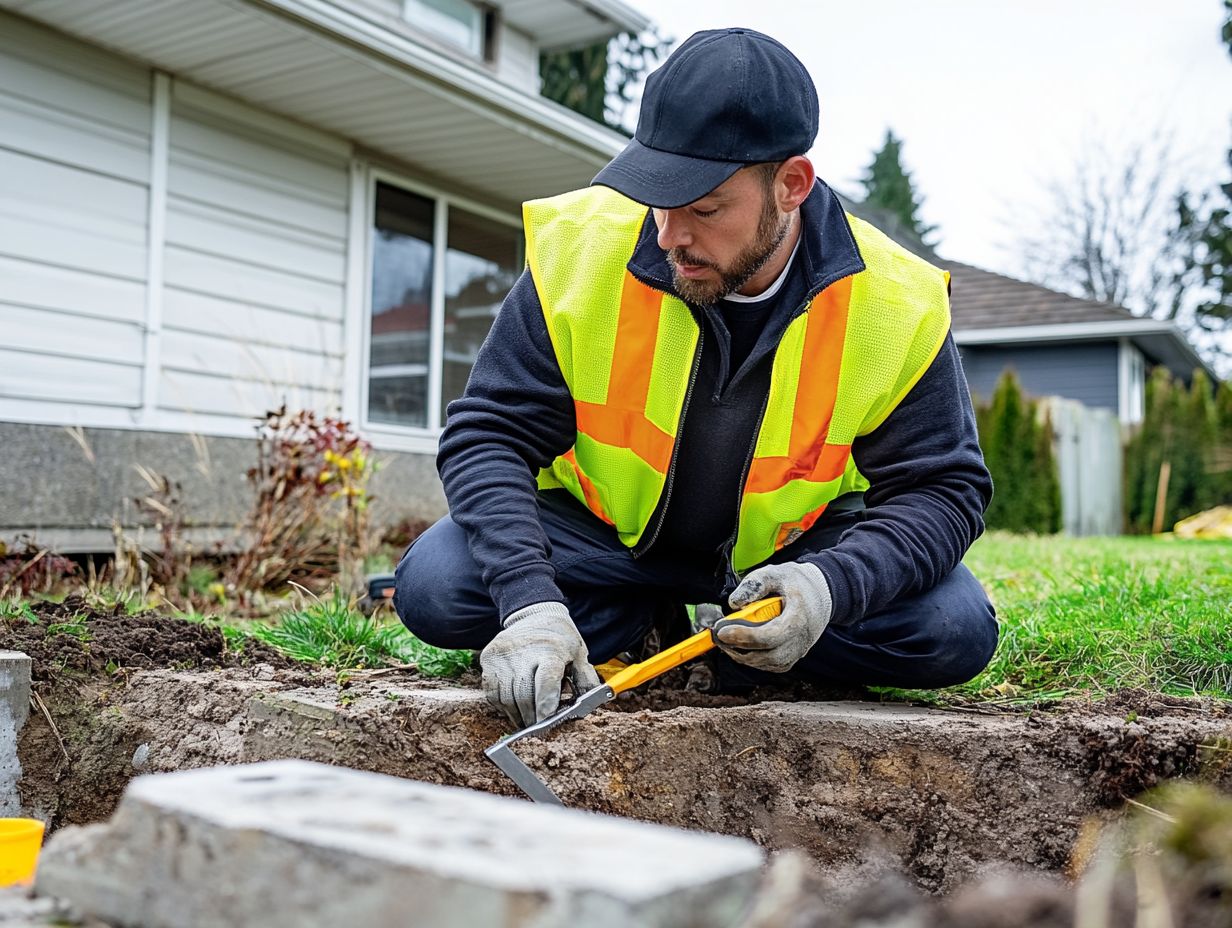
[927,532,1232,706]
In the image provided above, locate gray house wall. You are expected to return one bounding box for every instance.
[958,342,1120,411]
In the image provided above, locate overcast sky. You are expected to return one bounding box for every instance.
[619,0,1229,282]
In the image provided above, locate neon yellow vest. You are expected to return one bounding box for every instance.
[525,187,950,572]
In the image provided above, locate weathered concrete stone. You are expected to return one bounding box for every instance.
[1,651,32,816]
[35,759,765,928]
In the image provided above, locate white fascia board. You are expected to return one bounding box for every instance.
[952,319,1177,345]
[577,0,653,34]
[252,0,627,161]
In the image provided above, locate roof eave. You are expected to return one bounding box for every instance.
[954,319,1216,381]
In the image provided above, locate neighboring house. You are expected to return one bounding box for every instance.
[947,261,1213,425]
[0,0,647,551]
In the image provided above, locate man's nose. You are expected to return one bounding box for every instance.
[655,209,692,252]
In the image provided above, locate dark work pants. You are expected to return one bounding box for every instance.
[395,490,999,689]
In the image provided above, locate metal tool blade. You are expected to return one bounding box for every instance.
[483,684,615,803]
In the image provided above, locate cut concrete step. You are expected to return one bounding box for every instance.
[18,669,1232,893]
[1,650,32,816]
[35,759,766,928]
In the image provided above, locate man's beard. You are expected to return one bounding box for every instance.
[668,195,792,305]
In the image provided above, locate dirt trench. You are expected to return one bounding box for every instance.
[9,606,1232,896]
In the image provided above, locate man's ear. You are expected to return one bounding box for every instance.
[776,156,815,211]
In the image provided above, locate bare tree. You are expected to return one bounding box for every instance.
[1015,133,1225,368]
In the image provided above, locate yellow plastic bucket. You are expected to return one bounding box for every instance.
[0,818,45,887]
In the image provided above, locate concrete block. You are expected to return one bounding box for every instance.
[36,759,765,928]
[1,651,32,816]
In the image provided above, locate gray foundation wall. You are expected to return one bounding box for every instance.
[0,422,445,553]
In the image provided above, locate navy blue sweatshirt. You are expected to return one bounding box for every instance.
[436,181,992,626]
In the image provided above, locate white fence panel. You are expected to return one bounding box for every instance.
[1045,397,1123,536]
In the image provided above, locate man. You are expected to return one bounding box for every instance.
[395,28,998,728]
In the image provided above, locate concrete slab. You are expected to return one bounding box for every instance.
[1,651,32,816]
[35,759,765,928]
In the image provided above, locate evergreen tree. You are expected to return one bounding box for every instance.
[1124,368,1227,532]
[977,370,1059,533]
[540,29,670,134]
[859,129,939,247]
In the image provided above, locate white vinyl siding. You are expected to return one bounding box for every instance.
[497,24,540,94]
[0,14,150,413]
[159,85,351,421]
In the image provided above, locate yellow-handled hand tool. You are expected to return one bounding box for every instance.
[483,597,782,805]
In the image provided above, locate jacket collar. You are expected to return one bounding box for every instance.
[625,178,866,309]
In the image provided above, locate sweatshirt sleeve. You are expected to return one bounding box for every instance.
[435,269,576,620]
[800,334,993,626]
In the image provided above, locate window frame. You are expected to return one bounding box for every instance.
[354,163,522,453]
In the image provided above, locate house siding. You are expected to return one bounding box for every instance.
[959,342,1121,411]
[0,14,151,415]
[159,87,352,421]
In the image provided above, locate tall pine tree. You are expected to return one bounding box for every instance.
[860,129,939,247]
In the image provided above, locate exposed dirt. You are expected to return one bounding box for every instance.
[10,618,1232,914]
[3,596,300,681]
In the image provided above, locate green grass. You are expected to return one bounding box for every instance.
[881,532,1232,707]
[249,590,473,677]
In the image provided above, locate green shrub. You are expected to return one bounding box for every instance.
[1125,368,1231,533]
[975,370,1061,533]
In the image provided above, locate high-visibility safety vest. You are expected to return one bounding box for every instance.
[525,187,951,573]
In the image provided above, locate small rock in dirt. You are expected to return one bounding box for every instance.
[130,744,149,771]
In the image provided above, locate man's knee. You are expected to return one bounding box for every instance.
[909,565,999,686]
[393,516,496,649]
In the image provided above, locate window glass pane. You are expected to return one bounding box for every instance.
[369,182,435,429]
[403,0,482,56]
[441,208,523,423]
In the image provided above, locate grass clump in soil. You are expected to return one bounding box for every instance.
[250,590,472,677]
[884,533,1232,707]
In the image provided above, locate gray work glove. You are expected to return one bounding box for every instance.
[480,601,601,727]
[710,561,833,673]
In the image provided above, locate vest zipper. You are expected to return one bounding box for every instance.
[630,324,705,559]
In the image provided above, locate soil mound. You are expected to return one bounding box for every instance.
[3,596,295,681]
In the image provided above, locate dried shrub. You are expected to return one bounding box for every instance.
[380,516,433,553]
[0,537,79,597]
[226,406,376,596]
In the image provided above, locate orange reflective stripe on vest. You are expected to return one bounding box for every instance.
[572,272,676,474]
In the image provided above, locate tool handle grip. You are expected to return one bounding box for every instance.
[604,597,783,695]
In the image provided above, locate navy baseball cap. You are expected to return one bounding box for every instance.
[592,28,819,209]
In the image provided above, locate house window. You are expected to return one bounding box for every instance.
[403,0,493,59]
[365,177,522,434]
[441,207,523,423]
[368,182,435,429]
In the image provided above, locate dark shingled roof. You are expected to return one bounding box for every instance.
[944,260,1136,331]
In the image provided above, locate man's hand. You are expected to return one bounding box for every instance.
[711,562,833,672]
[480,602,601,727]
